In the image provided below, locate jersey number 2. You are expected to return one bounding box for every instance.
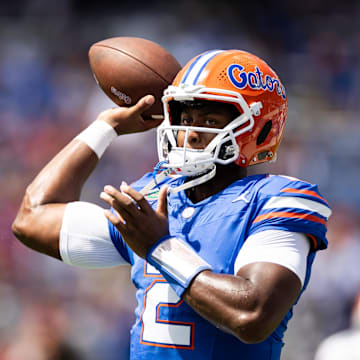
[140,278,194,349]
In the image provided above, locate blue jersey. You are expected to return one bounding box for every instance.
[108,173,330,360]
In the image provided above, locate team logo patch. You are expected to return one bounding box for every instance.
[227,64,286,99]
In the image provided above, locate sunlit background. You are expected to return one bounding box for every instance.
[1,1,360,359]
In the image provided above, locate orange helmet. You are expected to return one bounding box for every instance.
[157,49,287,181]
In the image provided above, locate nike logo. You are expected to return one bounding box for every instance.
[232,190,251,203]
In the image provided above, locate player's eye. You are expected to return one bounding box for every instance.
[180,117,193,126]
[205,118,217,126]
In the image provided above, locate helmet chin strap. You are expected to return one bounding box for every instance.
[168,164,216,194]
[140,164,217,196]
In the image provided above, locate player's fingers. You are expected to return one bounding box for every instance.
[101,189,142,230]
[102,185,140,214]
[119,181,153,213]
[104,209,126,231]
[128,95,155,117]
[156,185,168,217]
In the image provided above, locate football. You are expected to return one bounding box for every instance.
[88,37,181,118]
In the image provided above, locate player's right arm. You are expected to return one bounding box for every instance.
[12,95,161,260]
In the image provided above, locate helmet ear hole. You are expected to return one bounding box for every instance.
[256,120,272,145]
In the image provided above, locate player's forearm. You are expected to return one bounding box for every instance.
[183,270,274,343]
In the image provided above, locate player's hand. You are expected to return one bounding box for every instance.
[96,95,163,135]
[100,182,169,258]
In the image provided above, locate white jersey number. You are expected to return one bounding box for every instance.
[140,279,194,349]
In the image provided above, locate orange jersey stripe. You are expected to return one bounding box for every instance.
[253,211,327,226]
[280,188,329,205]
[140,340,194,350]
[307,234,318,250]
[143,261,162,278]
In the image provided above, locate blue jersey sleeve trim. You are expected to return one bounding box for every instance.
[107,210,134,265]
[251,175,331,251]
[279,187,330,207]
[254,208,328,226]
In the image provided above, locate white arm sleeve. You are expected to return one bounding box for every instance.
[60,201,128,268]
[234,230,310,286]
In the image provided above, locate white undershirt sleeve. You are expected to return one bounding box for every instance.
[60,201,128,268]
[234,230,310,286]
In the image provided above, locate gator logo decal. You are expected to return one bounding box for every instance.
[227,64,286,99]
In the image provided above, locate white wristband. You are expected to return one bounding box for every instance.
[146,236,213,297]
[75,121,117,158]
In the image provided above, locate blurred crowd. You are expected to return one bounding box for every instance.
[1,1,360,359]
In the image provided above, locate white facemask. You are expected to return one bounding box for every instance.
[141,85,262,195]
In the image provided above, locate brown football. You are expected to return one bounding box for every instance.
[88,37,181,118]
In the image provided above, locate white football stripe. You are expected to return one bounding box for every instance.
[182,50,223,85]
[263,196,332,219]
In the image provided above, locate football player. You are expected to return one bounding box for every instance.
[12,49,331,359]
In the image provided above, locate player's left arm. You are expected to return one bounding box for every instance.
[183,261,301,343]
[184,227,312,343]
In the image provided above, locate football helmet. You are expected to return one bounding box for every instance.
[157,49,287,177]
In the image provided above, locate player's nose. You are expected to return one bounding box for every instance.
[187,130,204,149]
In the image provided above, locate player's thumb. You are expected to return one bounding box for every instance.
[130,95,155,116]
[157,185,168,218]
